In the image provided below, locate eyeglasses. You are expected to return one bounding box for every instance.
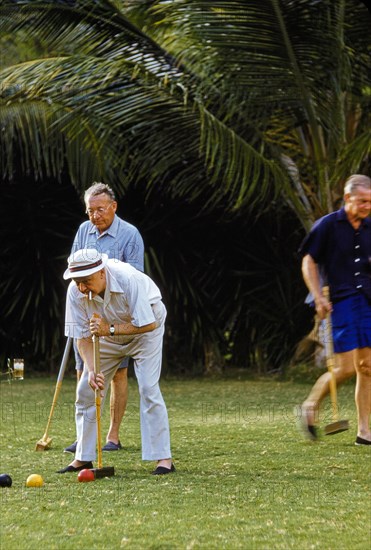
[86,203,113,217]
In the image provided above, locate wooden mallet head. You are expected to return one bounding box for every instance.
[91,466,115,479]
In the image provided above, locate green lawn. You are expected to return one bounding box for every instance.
[0,374,369,549]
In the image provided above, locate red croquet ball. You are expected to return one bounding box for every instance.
[77,469,95,482]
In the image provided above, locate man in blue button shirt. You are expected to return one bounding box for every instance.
[64,182,144,454]
[298,174,371,445]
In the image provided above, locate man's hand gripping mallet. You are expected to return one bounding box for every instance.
[89,291,115,478]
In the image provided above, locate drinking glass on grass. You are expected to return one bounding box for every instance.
[13,358,24,380]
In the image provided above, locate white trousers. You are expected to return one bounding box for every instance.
[75,301,171,461]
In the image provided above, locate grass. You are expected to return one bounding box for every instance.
[0,373,370,549]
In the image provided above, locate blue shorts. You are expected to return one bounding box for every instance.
[332,293,371,353]
[73,339,128,371]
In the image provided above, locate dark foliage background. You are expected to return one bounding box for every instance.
[0,173,312,375]
[4,0,366,375]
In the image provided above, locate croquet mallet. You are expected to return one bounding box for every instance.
[90,306,114,479]
[323,286,350,435]
[35,337,73,451]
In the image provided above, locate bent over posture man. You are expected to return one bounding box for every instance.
[298,174,371,444]
[64,182,144,454]
[58,249,174,474]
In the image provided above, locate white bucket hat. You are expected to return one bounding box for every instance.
[63,248,108,280]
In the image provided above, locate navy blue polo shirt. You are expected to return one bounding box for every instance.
[300,208,371,303]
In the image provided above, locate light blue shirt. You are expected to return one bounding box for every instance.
[71,215,144,271]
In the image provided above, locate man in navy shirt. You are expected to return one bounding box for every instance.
[298,174,371,445]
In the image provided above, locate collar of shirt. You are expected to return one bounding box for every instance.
[88,214,119,239]
[101,266,124,307]
[336,206,370,228]
[76,265,124,310]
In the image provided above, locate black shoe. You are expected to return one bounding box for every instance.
[151,464,176,475]
[294,405,319,441]
[57,461,93,474]
[63,441,77,454]
[355,436,371,446]
[102,441,123,451]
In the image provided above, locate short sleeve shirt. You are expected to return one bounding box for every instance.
[299,208,371,302]
[65,260,162,341]
[71,215,144,271]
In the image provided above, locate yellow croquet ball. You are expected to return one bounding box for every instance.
[26,474,44,487]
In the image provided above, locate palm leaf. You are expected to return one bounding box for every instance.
[0,49,284,211]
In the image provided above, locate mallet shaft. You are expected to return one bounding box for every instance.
[35,337,72,450]
[323,286,339,422]
[89,293,114,476]
[89,292,103,469]
[93,328,103,471]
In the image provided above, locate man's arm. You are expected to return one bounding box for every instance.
[302,254,331,319]
[70,224,87,255]
[77,337,104,391]
[89,317,157,338]
[123,230,145,272]
[77,337,94,371]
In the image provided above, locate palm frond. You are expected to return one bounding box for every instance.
[0,53,285,211]
[1,85,106,187]
[331,128,371,185]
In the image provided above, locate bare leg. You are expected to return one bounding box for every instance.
[302,350,355,424]
[106,368,128,444]
[354,347,371,441]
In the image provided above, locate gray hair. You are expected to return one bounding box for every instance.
[84,182,116,203]
[344,174,371,195]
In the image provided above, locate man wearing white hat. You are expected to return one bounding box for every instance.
[58,248,174,475]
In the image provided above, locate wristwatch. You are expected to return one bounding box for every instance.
[109,324,115,336]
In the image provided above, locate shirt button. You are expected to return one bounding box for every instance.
[354,258,360,262]
[356,285,362,289]
[355,272,360,276]
[355,245,360,249]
